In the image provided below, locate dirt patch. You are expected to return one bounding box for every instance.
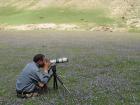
[4,23,80,31]
[127,18,140,28]
[1,23,129,32]
[90,26,127,32]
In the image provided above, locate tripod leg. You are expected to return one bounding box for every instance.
[53,74,58,89]
[56,75,71,94]
[52,65,58,89]
[53,75,56,89]
[55,75,58,89]
[56,75,77,105]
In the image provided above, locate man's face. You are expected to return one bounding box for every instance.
[38,58,46,68]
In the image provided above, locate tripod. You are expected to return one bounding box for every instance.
[51,65,77,104]
[52,65,71,94]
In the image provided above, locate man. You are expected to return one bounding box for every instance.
[16,54,53,98]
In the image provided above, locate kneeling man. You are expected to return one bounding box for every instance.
[16,54,53,98]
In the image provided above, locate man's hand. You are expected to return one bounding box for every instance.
[43,60,51,73]
[38,82,44,87]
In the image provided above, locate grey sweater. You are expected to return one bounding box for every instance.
[16,62,53,92]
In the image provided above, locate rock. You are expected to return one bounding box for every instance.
[127,18,140,28]
[90,26,127,32]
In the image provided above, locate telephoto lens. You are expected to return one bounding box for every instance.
[50,58,68,64]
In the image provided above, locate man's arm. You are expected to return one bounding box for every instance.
[35,69,53,84]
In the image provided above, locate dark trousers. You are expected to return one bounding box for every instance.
[16,85,48,98]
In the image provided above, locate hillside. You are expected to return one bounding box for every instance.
[0,0,139,32]
[39,0,139,18]
[0,0,139,18]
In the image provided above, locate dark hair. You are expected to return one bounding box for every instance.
[33,54,45,63]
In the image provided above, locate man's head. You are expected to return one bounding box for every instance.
[33,54,46,68]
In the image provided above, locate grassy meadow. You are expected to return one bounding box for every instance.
[0,31,140,105]
[0,7,115,26]
[0,0,139,32]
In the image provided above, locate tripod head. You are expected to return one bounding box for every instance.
[50,63,57,73]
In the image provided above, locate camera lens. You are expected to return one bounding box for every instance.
[50,57,68,64]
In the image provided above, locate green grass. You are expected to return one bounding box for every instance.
[129,28,140,33]
[0,31,140,105]
[0,7,114,25]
